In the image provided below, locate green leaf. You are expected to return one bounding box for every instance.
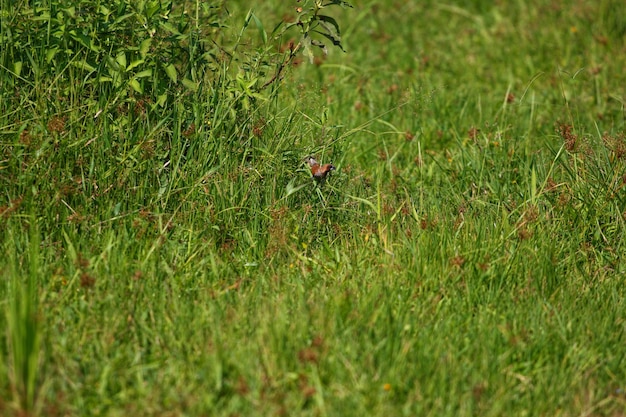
[45,47,59,63]
[139,38,152,58]
[129,78,143,93]
[63,6,76,18]
[317,15,345,51]
[156,94,167,107]
[99,5,111,17]
[126,59,145,72]
[72,60,96,72]
[318,15,340,35]
[88,38,101,53]
[164,63,177,83]
[116,52,127,70]
[112,12,135,27]
[105,56,116,69]
[316,31,344,51]
[160,22,182,36]
[251,92,268,101]
[145,0,162,18]
[13,61,23,77]
[135,69,152,78]
[182,78,199,91]
[243,9,253,29]
[250,12,267,44]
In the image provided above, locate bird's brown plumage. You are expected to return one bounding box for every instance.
[305,156,335,180]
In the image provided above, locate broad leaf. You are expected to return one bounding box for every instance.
[116,52,127,70]
[135,69,153,78]
[164,63,177,83]
[129,78,143,93]
[182,78,199,91]
[139,38,152,58]
[126,59,145,72]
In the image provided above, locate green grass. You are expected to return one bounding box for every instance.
[1,0,626,415]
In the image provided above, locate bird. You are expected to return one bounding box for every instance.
[304,156,335,181]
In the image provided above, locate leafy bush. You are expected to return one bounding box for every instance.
[1,0,351,109]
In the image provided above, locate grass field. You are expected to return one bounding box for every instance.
[1,0,626,415]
